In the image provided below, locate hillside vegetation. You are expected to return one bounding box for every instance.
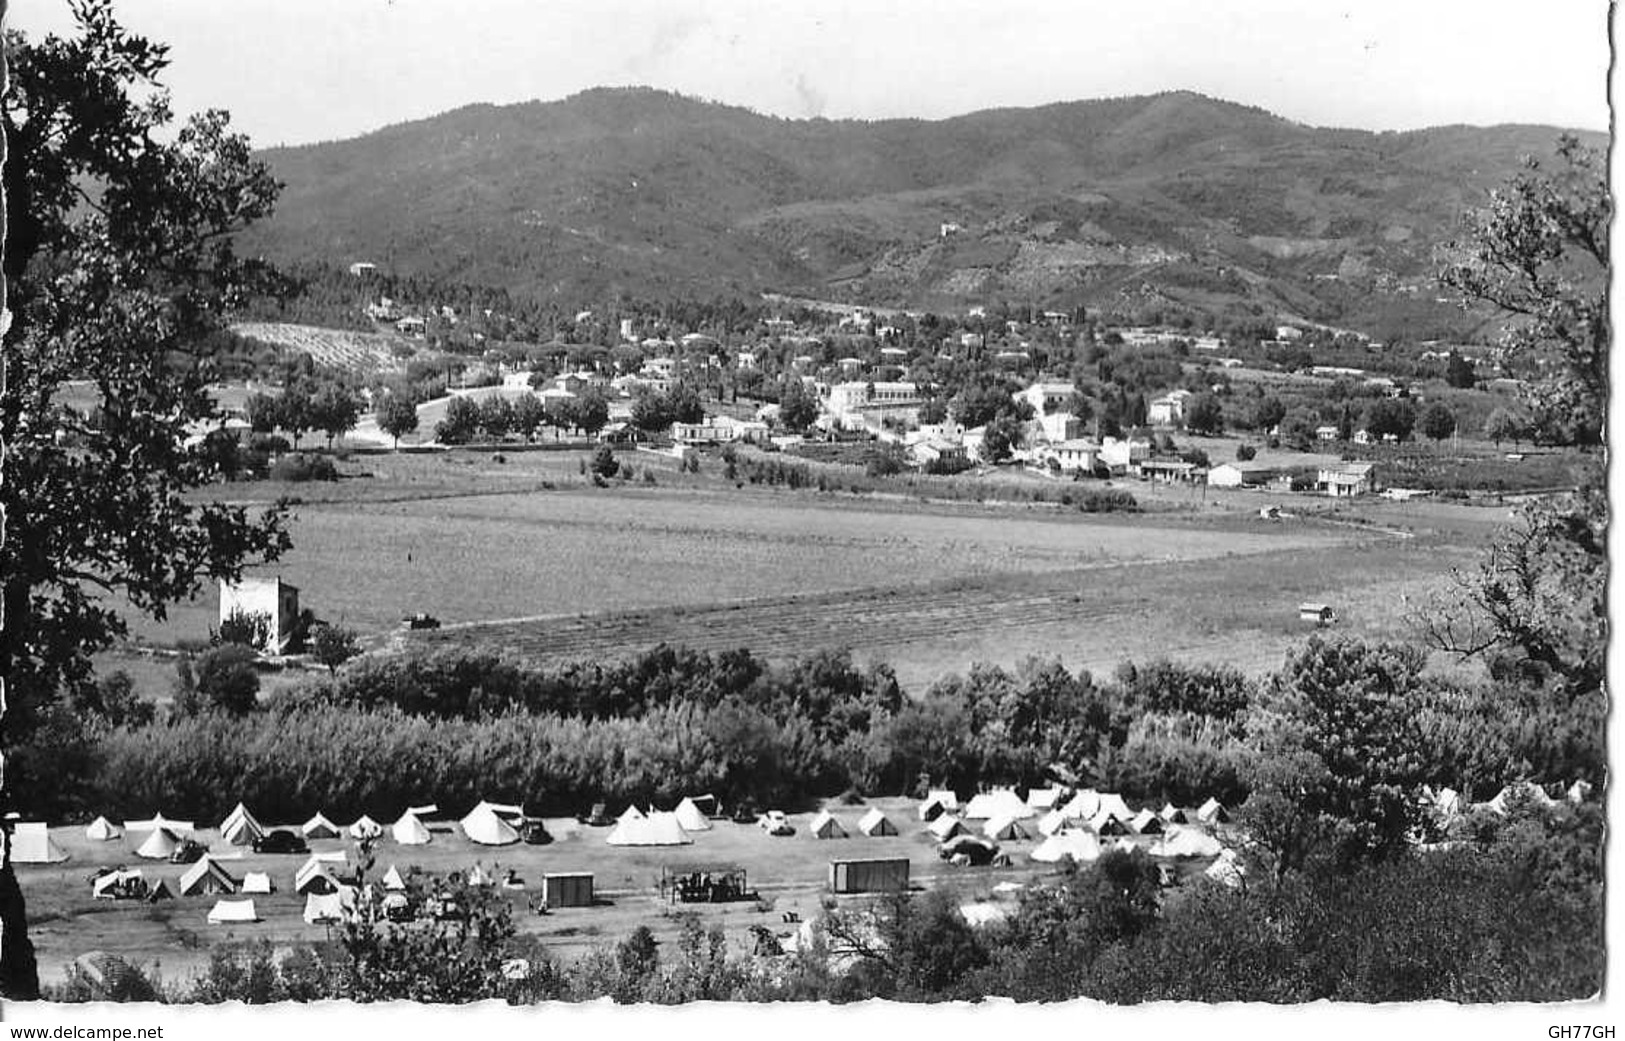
[243,88,1601,337]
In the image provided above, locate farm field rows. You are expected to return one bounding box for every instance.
[25,797,1213,984]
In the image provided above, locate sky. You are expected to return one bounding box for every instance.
[9,0,1614,148]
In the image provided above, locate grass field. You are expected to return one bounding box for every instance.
[24,797,1227,986]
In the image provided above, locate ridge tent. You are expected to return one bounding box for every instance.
[1095,793,1134,823]
[1129,809,1165,835]
[302,887,357,925]
[460,803,520,846]
[808,811,848,839]
[92,869,143,899]
[391,811,431,846]
[219,803,265,846]
[134,827,183,860]
[1026,787,1064,811]
[1036,810,1070,837]
[926,790,959,812]
[857,808,898,837]
[1088,810,1130,836]
[982,815,1031,841]
[605,812,691,847]
[1159,803,1189,824]
[673,798,713,832]
[381,865,407,891]
[917,795,951,822]
[1432,788,1463,817]
[11,822,69,864]
[1196,798,1230,825]
[301,813,342,840]
[178,857,239,896]
[241,872,274,895]
[963,789,1030,821]
[145,880,173,902]
[1487,782,1556,815]
[1150,826,1223,859]
[1059,790,1101,821]
[617,804,646,824]
[926,815,966,841]
[295,856,342,895]
[206,899,259,924]
[348,815,383,840]
[1030,830,1102,865]
[85,816,122,842]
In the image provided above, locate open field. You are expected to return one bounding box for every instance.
[101,449,1517,694]
[231,322,418,375]
[24,797,1225,985]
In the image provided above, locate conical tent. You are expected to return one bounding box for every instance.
[220,804,265,846]
[85,816,122,842]
[301,813,341,840]
[858,808,897,836]
[134,827,182,860]
[206,898,259,924]
[808,810,848,839]
[126,813,194,835]
[11,822,69,864]
[381,865,407,891]
[179,857,239,896]
[605,812,691,847]
[460,803,520,846]
[348,815,383,840]
[617,804,646,824]
[673,798,712,832]
[391,811,431,845]
[241,872,274,895]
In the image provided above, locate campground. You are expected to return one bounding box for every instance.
[21,797,1228,986]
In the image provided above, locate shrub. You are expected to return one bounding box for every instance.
[590,445,619,478]
[269,452,338,482]
[1236,444,1257,461]
[1078,490,1138,513]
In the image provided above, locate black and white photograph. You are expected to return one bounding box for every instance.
[0,0,1611,1027]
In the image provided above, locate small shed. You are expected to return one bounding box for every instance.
[828,857,910,895]
[1298,602,1336,625]
[541,873,594,908]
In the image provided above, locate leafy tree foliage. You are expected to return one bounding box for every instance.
[1482,406,1525,448]
[1362,397,1415,442]
[1444,349,1477,388]
[1183,392,1223,435]
[1419,400,1457,441]
[311,624,360,674]
[777,376,819,432]
[376,394,419,448]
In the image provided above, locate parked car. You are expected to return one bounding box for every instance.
[402,613,441,630]
[252,829,309,855]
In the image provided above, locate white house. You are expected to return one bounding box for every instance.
[218,577,300,654]
[1043,439,1101,474]
[1015,382,1077,416]
[1317,462,1375,497]
[1148,389,1193,425]
[911,438,967,467]
[1099,436,1151,475]
[1208,462,1279,489]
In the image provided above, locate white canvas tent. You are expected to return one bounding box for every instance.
[92,869,143,899]
[301,813,342,840]
[1204,849,1245,888]
[1026,787,1064,811]
[1036,810,1070,837]
[125,813,194,835]
[134,826,184,860]
[858,808,898,837]
[241,872,274,895]
[381,865,407,891]
[617,804,646,824]
[1095,793,1134,823]
[85,816,122,842]
[808,810,848,839]
[303,888,356,925]
[1088,810,1131,836]
[917,795,952,822]
[348,815,383,840]
[179,857,238,896]
[219,803,265,846]
[407,804,439,818]
[926,789,959,812]
[1031,830,1102,864]
[460,802,520,846]
[1196,798,1230,825]
[963,789,1031,821]
[1567,780,1593,805]
[673,798,713,832]
[295,855,343,895]
[927,815,965,840]
[11,822,68,864]
[1150,826,1223,859]
[1059,789,1101,821]
[1158,803,1189,824]
[605,812,691,847]
[1487,782,1556,815]
[1129,809,1165,835]
[982,815,1030,841]
[466,863,493,887]
[206,898,260,924]
[391,811,431,845]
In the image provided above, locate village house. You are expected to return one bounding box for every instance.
[218,577,300,654]
[735,351,759,371]
[1136,459,1204,485]
[910,438,968,467]
[1041,439,1101,474]
[1015,381,1077,416]
[1316,425,1340,442]
[1317,462,1375,497]
[1099,436,1151,475]
[1208,462,1279,489]
[1148,389,1193,426]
